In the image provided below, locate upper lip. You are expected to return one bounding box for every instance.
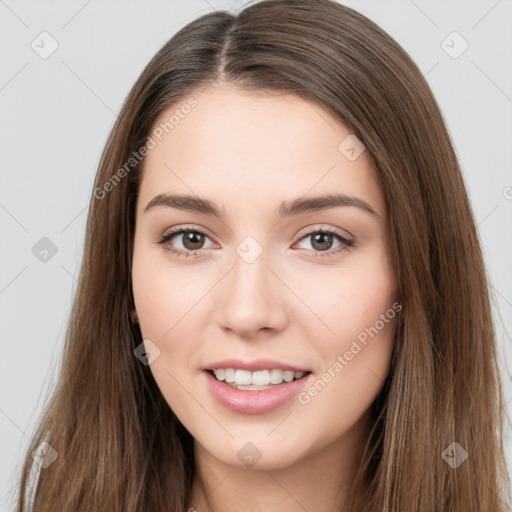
[204,358,311,373]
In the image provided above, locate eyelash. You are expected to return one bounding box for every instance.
[156,225,355,260]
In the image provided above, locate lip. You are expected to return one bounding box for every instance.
[203,358,310,373]
[203,370,312,415]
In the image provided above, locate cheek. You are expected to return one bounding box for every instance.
[132,251,167,339]
[296,300,398,446]
[131,243,201,412]
[295,245,399,411]
[131,240,205,341]
[301,249,398,357]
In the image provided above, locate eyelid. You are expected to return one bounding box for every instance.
[157,224,353,244]
[297,223,354,241]
[159,224,215,241]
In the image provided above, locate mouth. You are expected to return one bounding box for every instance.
[203,367,313,414]
[206,368,311,391]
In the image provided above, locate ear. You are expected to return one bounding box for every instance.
[130,308,139,324]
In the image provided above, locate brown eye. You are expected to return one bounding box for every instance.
[295,228,354,259]
[310,232,335,251]
[181,230,206,250]
[156,227,215,258]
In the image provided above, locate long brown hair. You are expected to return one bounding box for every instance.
[15,1,511,510]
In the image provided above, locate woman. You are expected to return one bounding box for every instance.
[16,0,511,510]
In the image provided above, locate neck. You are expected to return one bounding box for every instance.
[186,409,372,512]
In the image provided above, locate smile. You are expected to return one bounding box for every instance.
[204,369,312,414]
[210,368,308,389]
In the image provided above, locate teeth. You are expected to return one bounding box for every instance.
[235,369,252,385]
[252,370,270,386]
[212,368,307,386]
[283,370,295,382]
[269,369,283,384]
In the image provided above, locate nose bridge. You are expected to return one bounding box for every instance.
[216,238,286,335]
[230,236,270,307]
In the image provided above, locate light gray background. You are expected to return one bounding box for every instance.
[1,0,511,508]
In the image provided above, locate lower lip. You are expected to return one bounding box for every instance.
[204,370,312,415]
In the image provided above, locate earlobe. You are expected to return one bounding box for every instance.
[130,309,139,324]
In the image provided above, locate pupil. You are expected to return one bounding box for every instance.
[184,231,204,250]
[312,233,332,251]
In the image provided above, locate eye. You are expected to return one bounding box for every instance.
[156,226,215,258]
[293,226,354,258]
[156,225,355,259]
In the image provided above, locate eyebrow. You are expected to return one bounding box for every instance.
[144,192,379,219]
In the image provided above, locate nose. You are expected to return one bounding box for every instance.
[215,249,288,339]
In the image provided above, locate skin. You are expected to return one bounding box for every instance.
[131,83,400,511]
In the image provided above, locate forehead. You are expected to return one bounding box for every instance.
[137,84,386,218]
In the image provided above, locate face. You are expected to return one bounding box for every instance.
[131,83,400,470]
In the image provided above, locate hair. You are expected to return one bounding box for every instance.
[15,0,511,510]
